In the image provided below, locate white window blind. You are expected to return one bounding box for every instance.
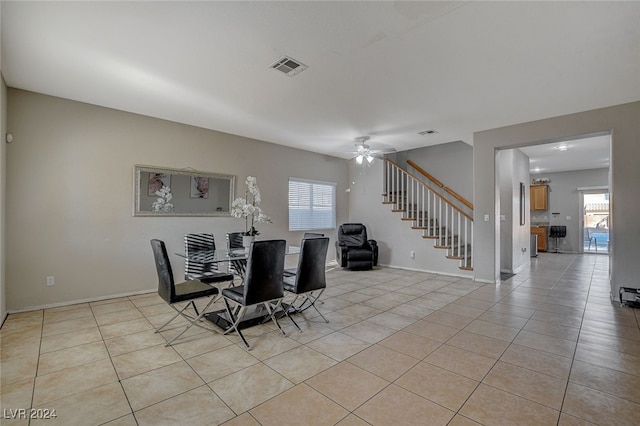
[288,178,336,231]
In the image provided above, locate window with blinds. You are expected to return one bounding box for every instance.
[288,178,336,231]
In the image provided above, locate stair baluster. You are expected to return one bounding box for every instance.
[382,158,473,271]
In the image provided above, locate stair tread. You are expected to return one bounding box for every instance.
[385,163,474,271]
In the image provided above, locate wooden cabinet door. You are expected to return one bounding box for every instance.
[537,231,547,252]
[530,185,548,211]
[531,227,547,252]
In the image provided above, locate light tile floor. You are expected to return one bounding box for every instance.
[2,253,640,425]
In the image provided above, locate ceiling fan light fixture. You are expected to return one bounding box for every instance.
[366,154,374,163]
[356,154,364,164]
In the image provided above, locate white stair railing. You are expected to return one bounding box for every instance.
[383,158,473,270]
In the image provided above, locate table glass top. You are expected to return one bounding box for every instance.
[175,246,299,263]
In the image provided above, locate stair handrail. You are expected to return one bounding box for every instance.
[384,158,473,221]
[384,158,474,270]
[407,159,474,210]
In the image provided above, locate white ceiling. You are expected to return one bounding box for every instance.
[2,1,639,162]
[519,134,611,174]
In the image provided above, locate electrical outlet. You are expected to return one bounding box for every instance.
[46,276,55,286]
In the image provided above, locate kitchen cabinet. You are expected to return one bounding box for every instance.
[530,226,547,252]
[530,185,548,211]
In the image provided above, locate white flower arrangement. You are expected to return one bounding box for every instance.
[231,176,271,236]
[152,186,174,212]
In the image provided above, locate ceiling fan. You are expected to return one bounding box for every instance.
[352,136,395,164]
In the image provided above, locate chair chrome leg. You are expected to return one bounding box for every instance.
[223,298,251,350]
[264,300,287,337]
[155,308,183,333]
[190,300,200,316]
[294,290,329,323]
[310,301,329,323]
[163,296,218,346]
[281,301,302,332]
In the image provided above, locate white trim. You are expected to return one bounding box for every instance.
[474,278,499,284]
[577,186,608,192]
[513,262,528,274]
[378,263,473,280]
[5,289,156,314]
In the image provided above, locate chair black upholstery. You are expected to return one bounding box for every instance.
[335,223,378,270]
[226,232,248,278]
[284,232,325,277]
[150,239,220,346]
[184,233,235,285]
[221,239,287,350]
[282,237,330,331]
[303,232,325,239]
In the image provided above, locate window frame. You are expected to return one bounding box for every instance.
[288,177,337,232]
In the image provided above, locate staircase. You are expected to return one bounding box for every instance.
[382,158,474,271]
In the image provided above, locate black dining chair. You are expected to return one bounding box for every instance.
[281,237,330,332]
[284,232,325,277]
[184,233,235,285]
[150,239,220,346]
[303,232,325,239]
[221,239,287,350]
[226,231,248,278]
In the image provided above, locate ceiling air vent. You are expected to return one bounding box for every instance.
[270,56,308,77]
[418,129,438,136]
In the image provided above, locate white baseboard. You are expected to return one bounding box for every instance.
[474,278,500,285]
[379,263,473,280]
[5,288,156,315]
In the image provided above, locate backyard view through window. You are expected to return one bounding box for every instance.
[288,178,336,231]
[583,192,609,253]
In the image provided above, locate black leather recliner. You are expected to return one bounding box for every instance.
[335,223,378,270]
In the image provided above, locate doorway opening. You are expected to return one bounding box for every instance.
[582,191,609,254]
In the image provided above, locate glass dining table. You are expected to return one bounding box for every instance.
[174,245,300,331]
[175,246,300,277]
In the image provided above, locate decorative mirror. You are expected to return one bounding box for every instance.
[134,165,235,217]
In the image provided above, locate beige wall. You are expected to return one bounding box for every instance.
[5,89,349,311]
[348,158,474,277]
[473,101,640,299]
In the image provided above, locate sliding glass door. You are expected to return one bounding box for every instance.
[583,192,609,254]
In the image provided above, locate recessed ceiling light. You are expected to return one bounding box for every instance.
[418,129,438,136]
[555,145,569,151]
